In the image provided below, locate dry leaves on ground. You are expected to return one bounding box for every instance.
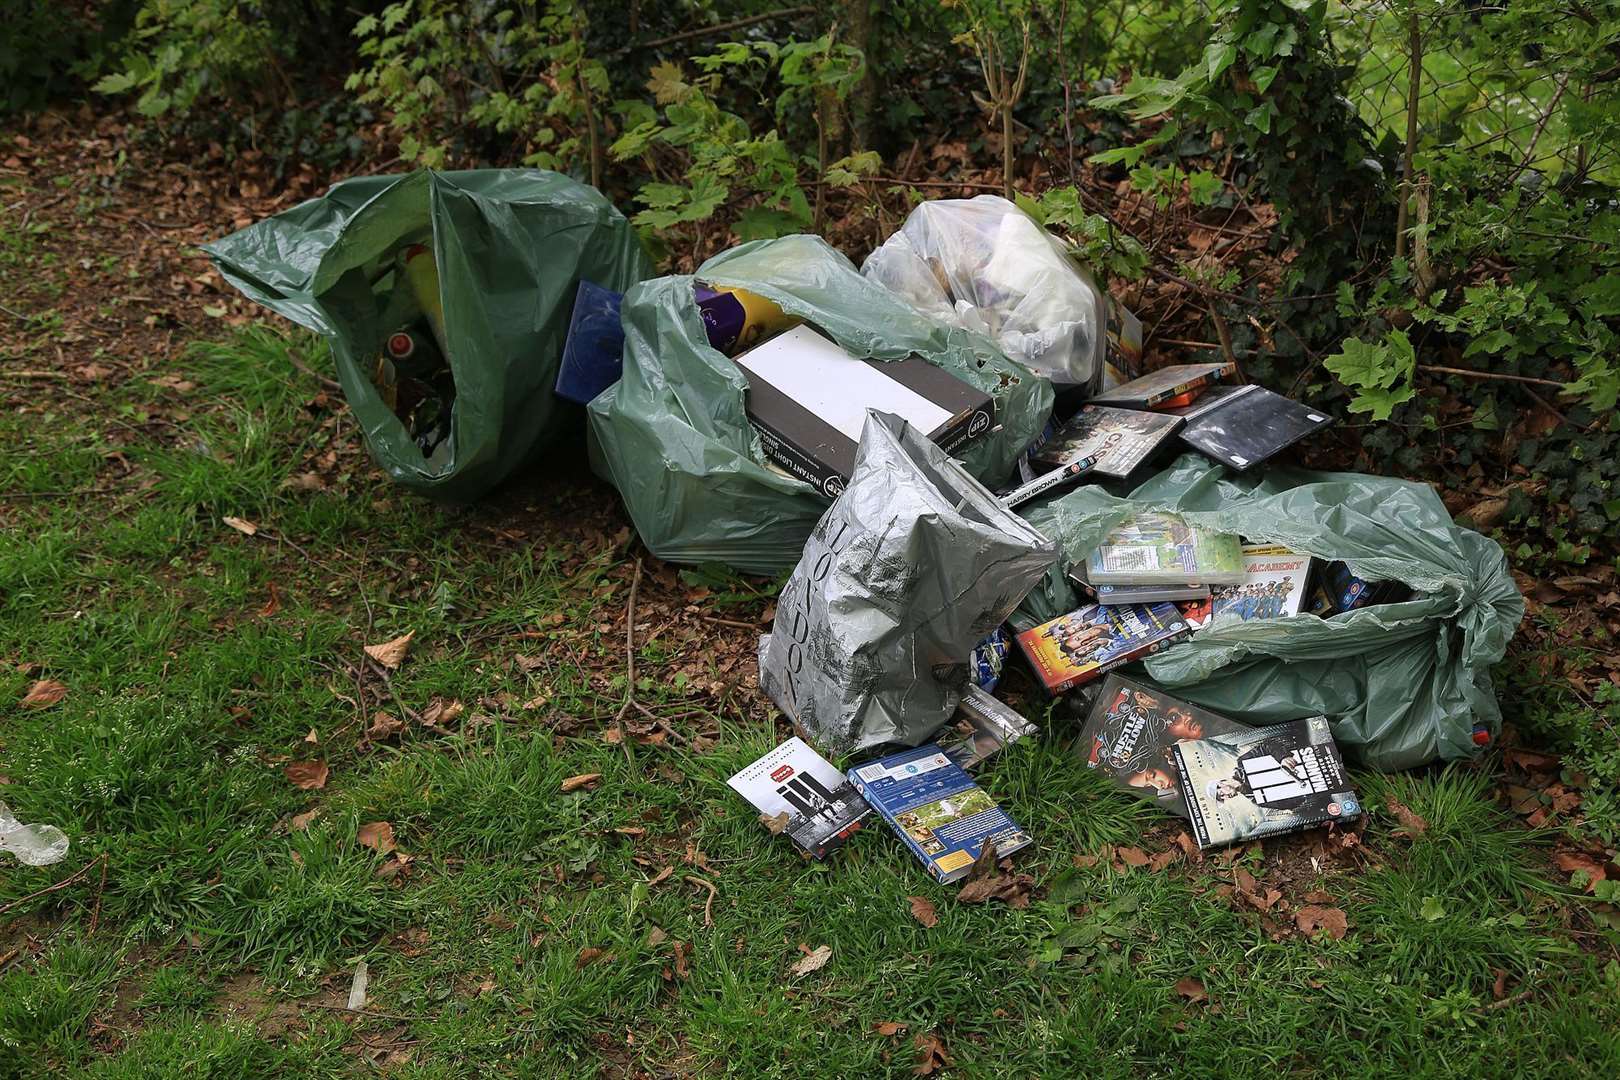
[908,895,939,928]
[288,809,320,832]
[364,631,414,670]
[873,1021,907,1037]
[1384,794,1430,835]
[760,811,790,835]
[357,821,396,854]
[19,679,68,709]
[1174,976,1208,1003]
[576,947,611,969]
[366,712,405,742]
[788,944,832,977]
[1553,850,1609,892]
[222,515,258,536]
[284,760,329,790]
[913,1031,951,1075]
[1294,904,1350,940]
[561,773,601,793]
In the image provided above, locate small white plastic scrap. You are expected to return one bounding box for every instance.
[346,959,370,1011]
[0,800,70,866]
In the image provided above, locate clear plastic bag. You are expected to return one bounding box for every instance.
[862,195,1107,388]
[0,800,69,866]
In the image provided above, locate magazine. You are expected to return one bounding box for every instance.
[848,744,1032,883]
[1077,675,1246,816]
[1030,405,1182,479]
[726,737,872,860]
[1172,716,1360,849]
[1015,601,1190,694]
[1084,512,1246,586]
[1206,544,1311,626]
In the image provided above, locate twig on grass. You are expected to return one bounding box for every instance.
[0,854,106,916]
[612,559,644,765]
[685,874,717,928]
[302,1002,425,1023]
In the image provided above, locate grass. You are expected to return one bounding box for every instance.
[1,325,1619,1077]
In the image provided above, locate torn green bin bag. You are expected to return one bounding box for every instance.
[203,169,652,501]
[586,235,1053,575]
[1014,455,1524,771]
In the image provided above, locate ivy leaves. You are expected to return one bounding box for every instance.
[1324,330,1416,421]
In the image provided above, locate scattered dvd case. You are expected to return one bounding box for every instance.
[1077,674,1246,817]
[1029,405,1182,479]
[726,737,872,860]
[1173,716,1360,849]
[847,744,1032,883]
[1084,511,1246,587]
[1206,544,1312,625]
[1171,384,1335,471]
[1015,601,1190,694]
[1088,362,1237,410]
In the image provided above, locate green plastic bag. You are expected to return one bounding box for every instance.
[1015,454,1524,770]
[204,169,652,501]
[587,235,1054,574]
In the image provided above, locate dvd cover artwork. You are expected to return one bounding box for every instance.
[1077,675,1244,816]
[1173,717,1360,849]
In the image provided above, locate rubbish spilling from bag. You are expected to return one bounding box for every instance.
[207,175,1522,894]
[206,168,652,501]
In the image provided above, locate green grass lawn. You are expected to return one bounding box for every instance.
[3,325,1619,1078]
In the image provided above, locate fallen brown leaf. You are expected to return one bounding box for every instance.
[284,760,328,790]
[575,947,610,969]
[913,1031,951,1075]
[419,698,464,728]
[1384,794,1430,835]
[1294,904,1349,940]
[222,515,258,536]
[19,678,68,710]
[357,821,396,854]
[257,582,281,618]
[908,895,939,928]
[1553,851,1608,892]
[561,773,602,793]
[759,811,790,835]
[289,809,320,832]
[366,712,405,741]
[873,1021,907,1037]
[304,727,319,744]
[364,631,414,671]
[789,944,832,977]
[1116,846,1152,868]
[1173,976,1207,1003]
[671,939,691,979]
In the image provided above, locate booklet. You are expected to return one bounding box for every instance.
[1084,511,1246,587]
[726,737,872,860]
[1077,675,1247,817]
[1207,544,1311,625]
[1172,716,1360,849]
[847,744,1031,883]
[1015,601,1190,694]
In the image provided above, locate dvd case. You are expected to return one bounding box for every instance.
[727,737,872,859]
[1173,716,1360,849]
[1030,405,1182,479]
[1077,674,1245,816]
[1015,601,1190,694]
[848,745,1031,883]
[1084,512,1246,587]
[1173,385,1335,471]
[1207,544,1311,625]
[1088,362,1236,410]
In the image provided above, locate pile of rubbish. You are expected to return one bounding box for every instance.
[152,172,1523,889]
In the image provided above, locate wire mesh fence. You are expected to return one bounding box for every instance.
[1330,1,1613,183]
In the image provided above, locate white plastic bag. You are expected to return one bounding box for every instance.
[0,800,69,866]
[862,195,1107,387]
